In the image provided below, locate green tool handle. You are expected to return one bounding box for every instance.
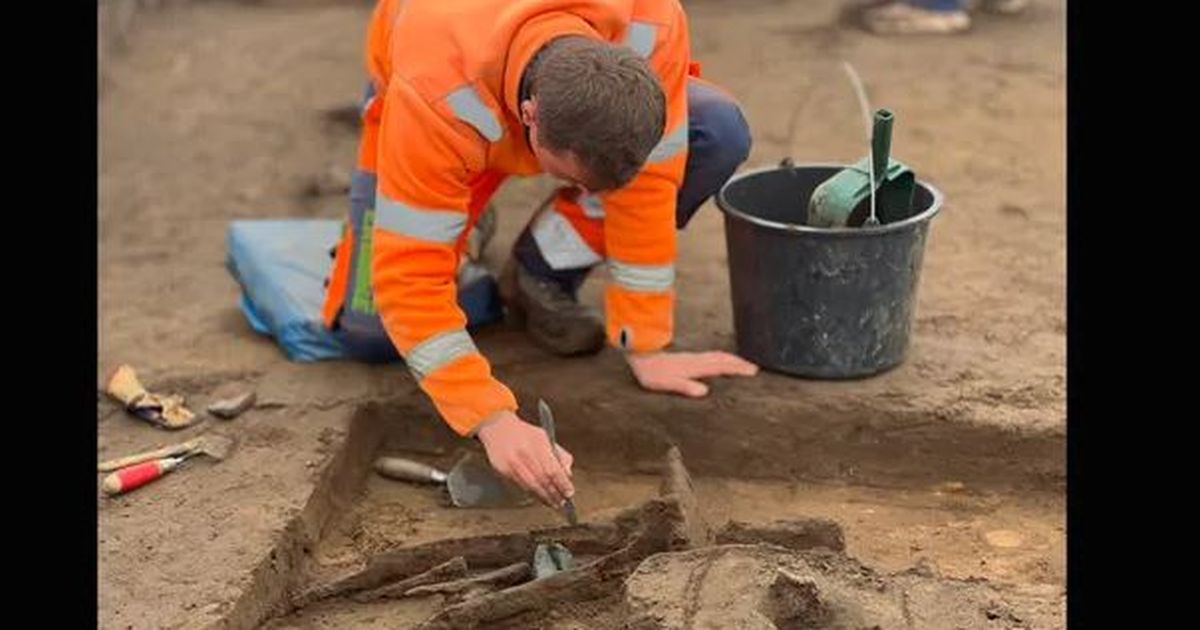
[872,109,894,184]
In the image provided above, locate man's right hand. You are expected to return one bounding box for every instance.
[475,410,575,508]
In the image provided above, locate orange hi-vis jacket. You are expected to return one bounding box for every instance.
[322,0,693,436]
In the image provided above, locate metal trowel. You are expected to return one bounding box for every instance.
[807,62,916,228]
[374,452,533,508]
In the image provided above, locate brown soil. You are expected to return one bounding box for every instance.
[622,544,1063,629]
[98,1,1065,628]
[257,417,1061,628]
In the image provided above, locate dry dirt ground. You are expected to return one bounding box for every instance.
[97,0,1065,628]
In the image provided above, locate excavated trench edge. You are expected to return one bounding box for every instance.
[213,402,388,629]
[212,397,1063,629]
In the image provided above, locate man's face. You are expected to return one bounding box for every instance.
[521,98,594,195]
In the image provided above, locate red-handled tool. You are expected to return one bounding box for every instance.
[99,433,237,496]
[102,457,186,495]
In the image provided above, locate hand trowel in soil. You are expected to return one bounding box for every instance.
[374,453,533,508]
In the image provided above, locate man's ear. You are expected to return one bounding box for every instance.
[519,98,537,127]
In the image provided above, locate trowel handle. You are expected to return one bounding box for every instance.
[98,440,196,472]
[374,457,447,484]
[871,109,894,181]
[101,457,184,496]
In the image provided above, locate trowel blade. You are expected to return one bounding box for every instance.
[445,453,534,508]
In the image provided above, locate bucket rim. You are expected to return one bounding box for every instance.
[715,161,944,236]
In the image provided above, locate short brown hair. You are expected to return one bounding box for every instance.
[529,36,666,191]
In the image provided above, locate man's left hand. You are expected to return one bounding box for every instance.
[626,351,759,397]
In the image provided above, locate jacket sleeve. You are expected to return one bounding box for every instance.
[597,7,691,353]
[370,76,518,436]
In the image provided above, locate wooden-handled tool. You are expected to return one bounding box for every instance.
[98,437,202,472]
[374,457,448,484]
[374,454,532,508]
[100,434,237,496]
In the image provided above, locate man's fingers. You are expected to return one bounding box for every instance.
[686,363,746,379]
[697,352,760,376]
[526,445,573,506]
[681,378,709,397]
[527,432,573,504]
[555,445,575,475]
[511,459,557,507]
[523,451,568,507]
[647,376,708,398]
[533,460,572,507]
[718,353,759,375]
[540,453,575,503]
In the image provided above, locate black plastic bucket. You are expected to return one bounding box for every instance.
[715,163,944,378]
